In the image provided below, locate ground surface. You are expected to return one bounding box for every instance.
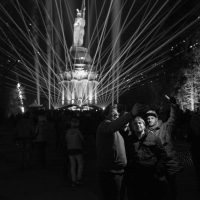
[0,124,200,200]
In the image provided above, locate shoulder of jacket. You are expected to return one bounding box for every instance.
[146,131,160,142]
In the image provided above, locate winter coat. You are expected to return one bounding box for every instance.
[96,113,132,173]
[125,130,167,177]
[148,105,183,176]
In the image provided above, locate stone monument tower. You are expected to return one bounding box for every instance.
[59,0,98,107]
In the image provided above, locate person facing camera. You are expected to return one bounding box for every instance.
[125,116,168,200]
[146,105,183,200]
[96,103,143,200]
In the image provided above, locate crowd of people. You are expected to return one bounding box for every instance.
[10,108,101,174]
[1,98,200,200]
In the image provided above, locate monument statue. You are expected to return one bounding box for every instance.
[60,0,98,107]
[73,5,85,47]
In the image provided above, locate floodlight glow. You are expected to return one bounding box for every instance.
[0,0,198,109]
[21,106,25,113]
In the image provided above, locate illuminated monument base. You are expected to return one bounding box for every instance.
[58,2,98,109]
[59,47,98,107]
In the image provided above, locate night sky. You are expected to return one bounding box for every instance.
[0,0,200,114]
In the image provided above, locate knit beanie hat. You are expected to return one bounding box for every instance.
[146,110,158,118]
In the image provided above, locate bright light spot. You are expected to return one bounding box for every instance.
[21,106,25,113]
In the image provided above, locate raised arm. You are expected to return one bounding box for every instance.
[99,103,146,134]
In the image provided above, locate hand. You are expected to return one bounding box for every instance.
[123,123,130,132]
[164,94,176,105]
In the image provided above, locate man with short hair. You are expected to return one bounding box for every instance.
[96,103,142,200]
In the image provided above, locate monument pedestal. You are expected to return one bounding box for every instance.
[59,45,98,106]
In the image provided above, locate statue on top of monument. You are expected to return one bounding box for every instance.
[73,0,86,47]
